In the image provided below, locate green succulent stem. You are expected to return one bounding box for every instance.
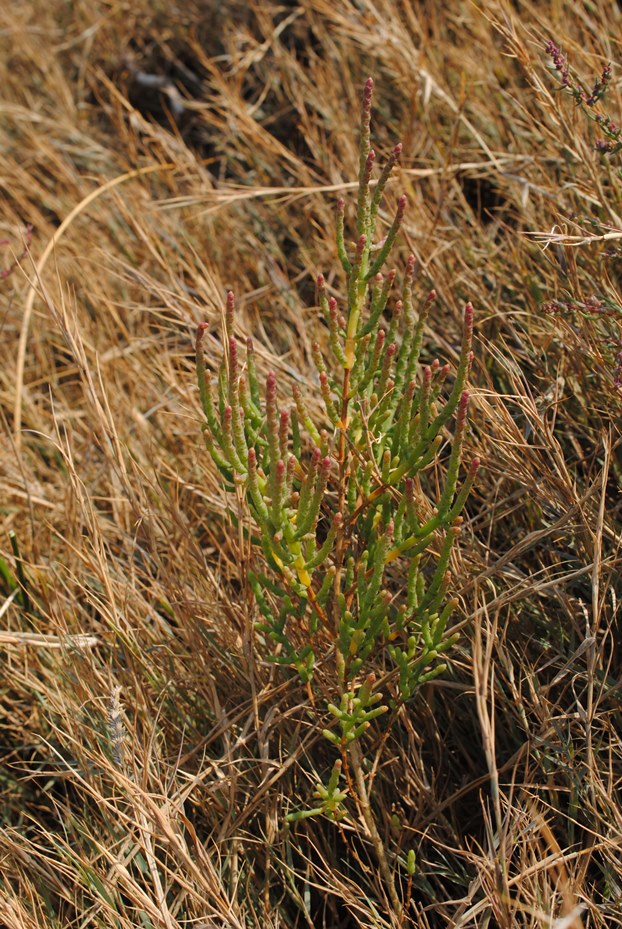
[195,77,479,917]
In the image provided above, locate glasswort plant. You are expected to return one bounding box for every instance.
[196,77,479,911]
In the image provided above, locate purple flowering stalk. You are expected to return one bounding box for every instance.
[545,40,620,156]
[542,44,622,391]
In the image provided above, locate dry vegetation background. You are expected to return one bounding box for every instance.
[1,0,621,927]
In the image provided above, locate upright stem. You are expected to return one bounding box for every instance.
[348,740,402,918]
[333,367,352,672]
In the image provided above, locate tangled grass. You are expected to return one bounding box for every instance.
[0,1,621,927]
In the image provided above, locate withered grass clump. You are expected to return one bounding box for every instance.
[0,2,620,929]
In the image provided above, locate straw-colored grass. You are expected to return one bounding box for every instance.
[1,1,620,927]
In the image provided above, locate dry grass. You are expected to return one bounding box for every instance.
[0,0,621,927]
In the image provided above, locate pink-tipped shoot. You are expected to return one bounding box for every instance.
[225,291,235,333]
